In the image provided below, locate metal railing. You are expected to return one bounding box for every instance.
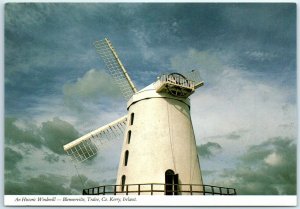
[82,183,236,195]
[158,74,195,89]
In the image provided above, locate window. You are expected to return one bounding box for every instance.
[130,113,134,125]
[121,175,126,192]
[127,130,131,144]
[165,169,179,195]
[124,150,129,166]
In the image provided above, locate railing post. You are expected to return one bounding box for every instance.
[103,186,105,195]
[227,188,229,195]
[219,187,222,195]
[138,184,140,195]
[190,184,193,195]
[126,185,128,195]
[203,185,205,195]
[212,186,215,195]
[82,189,87,195]
[151,184,153,195]
[114,185,116,195]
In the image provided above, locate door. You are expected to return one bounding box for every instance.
[165,169,179,195]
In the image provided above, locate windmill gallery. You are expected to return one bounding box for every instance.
[63,38,236,196]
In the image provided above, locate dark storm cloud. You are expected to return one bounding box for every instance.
[43,152,60,163]
[216,137,296,195]
[4,116,82,194]
[69,175,100,194]
[5,117,42,148]
[5,174,72,195]
[203,130,247,141]
[226,132,241,140]
[41,117,79,155]
[5,117,79,155]
[4,147,23,170]
[197,142,222,159]
[6,173,108,195]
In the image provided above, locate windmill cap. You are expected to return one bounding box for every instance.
[127,83,190,110]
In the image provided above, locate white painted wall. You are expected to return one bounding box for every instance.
[116,84,203,195]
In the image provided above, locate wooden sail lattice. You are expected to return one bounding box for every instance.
[94,38,137,101]
[63,115,127,163]
[184,70,204,89]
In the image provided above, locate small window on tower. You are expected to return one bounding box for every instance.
[121,175,126,192]
[130,113,134,125]
[124,150,129,166]
[127,130,131,144]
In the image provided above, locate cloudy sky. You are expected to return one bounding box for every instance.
[4,3,296,195]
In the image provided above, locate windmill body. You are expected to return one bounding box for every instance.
[116,83,203,194]
[63,38,236,195]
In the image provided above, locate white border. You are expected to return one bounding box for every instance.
[4,195,298,206]
[1,1,298,208]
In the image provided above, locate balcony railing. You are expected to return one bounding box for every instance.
[82,183,237,195]
[154,73,196,98]
[158,74,195,89]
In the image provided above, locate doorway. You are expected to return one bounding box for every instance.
[165,169,179,195]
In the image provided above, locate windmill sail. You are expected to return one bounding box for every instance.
[184,70,204,89]
[63,115,127,163]
[94,38,137,100]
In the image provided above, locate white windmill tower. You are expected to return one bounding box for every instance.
[63,38,236,195]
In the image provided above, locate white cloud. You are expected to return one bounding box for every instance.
[169,48,297,186]
[63,69,121,101]
[245,50,278,61]
[170,48,231,83]
[264,152,282,166]
[131,29,155,61]
[178,49,297,147]
[60,68,127,133]
[191,67,296,146]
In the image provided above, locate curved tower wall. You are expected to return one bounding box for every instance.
[116,85,203,194]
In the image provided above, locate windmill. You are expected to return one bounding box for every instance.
[63,38,236,195]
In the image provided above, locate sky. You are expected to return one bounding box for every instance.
[4,3,297,195]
